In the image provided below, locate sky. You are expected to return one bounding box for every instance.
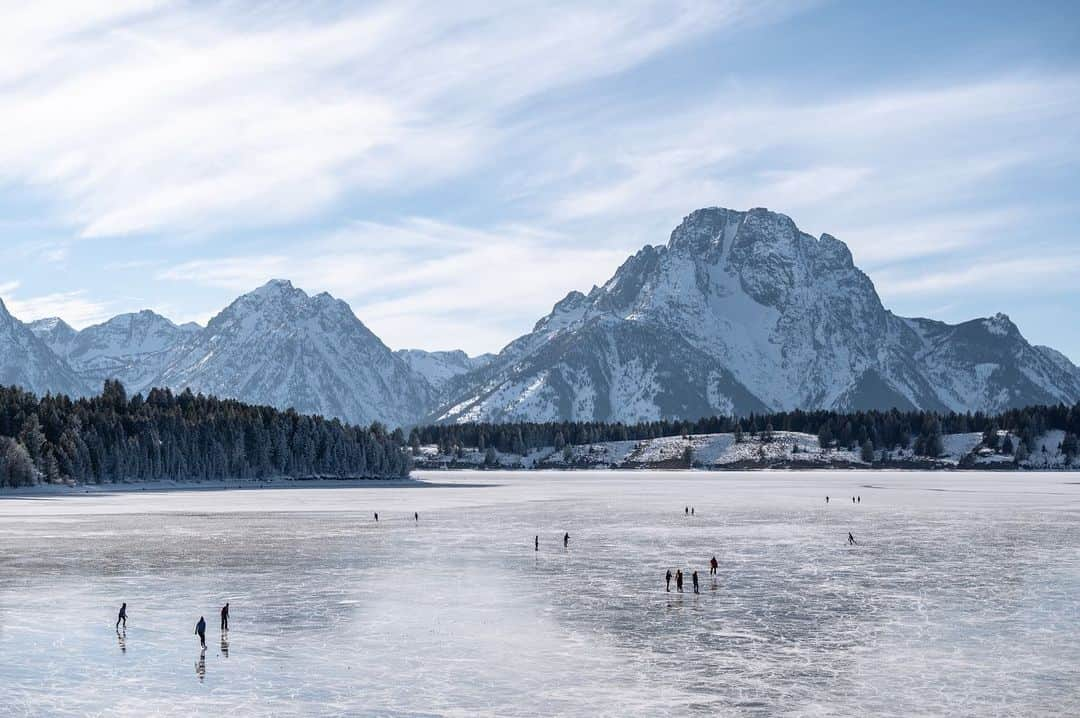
[1,0,1078,359]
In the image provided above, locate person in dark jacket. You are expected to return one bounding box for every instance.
[116,602,127,630]
[848,532,857,545]
[535,535,539,551]
[563,532,569,548]
[220,602,230,631]
[195,616,207,648]
[676,570,684,592]
[665,569,672,592]
[692,571,699,594]
[710,556,718,575]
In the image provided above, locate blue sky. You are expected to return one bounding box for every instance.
[1,0,1078,359]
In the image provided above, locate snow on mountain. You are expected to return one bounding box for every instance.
[27,316,78,350]
[0,300,89,397]
[149,280,432,428]
[437,206,1080,423]
[395,349,494,391]
[31,310,198,393]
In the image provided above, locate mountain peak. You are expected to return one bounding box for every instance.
[437,204,1080,423]
[667,206,745,253]
[28,316,78,347]
[983,312,1018,337]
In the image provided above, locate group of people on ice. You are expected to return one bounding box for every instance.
[116,601,230,650]
[665,555,719,594]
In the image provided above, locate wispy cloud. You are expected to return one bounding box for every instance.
[3,290,114,327]
[542,75,1080,228]
[158,219,630,354]
[0,0,787,238]
[876,255,1080,298]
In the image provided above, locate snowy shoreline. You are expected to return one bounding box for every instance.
[412,429,1077,472]
[0,475,426,498]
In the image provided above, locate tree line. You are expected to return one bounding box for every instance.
[0,381,410,488]
[410,403,1080,463]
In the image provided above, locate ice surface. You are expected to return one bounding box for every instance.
[1,471,1078,716]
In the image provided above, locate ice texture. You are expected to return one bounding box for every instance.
[1,471,1078,716]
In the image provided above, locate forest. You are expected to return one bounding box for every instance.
[411,404,1080,464]
[6,382,1079,488]
[0,381,411,488]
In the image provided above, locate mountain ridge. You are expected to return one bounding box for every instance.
[3,207,1079,427]
[434,206,1080,423]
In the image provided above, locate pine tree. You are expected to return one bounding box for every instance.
[860,439,875,463]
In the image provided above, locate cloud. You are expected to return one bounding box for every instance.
[3,290,114,327]
[0,0,788,237]
[875,255,1080,298]
[541,75,1080,229]
[837,208,1029,267]
[158,218,631,354]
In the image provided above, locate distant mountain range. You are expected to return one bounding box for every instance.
[4,206,1079,426]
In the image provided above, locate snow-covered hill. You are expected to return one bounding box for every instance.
[413,429,1071,471]
[31,310,199,393]
[148,280,433,428]
[437,207,1080,423]
[0,300,89,398]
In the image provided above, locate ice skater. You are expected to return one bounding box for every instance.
[665,569,672,592]
[691,507,695,516]
[535,535,539,551]
[857,496,861,503]
[685,506,689,516]
[195,616,207,648]
[115,602,127,630]
[220,602,229,631]
[676,569,684,592]
[848,532,857,545]
[852,496,856,504]
[826,496,829,504]
[692,571,699,594]
[414,512,419,522]
[563,532,569,548]
[374,512,379,522]
[710,556,718,575]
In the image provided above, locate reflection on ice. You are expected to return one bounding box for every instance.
[0,470,1077,716]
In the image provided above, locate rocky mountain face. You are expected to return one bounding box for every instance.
[396,349,494,392]
[149,280,433,428]
[31,310,199,393]
[0,300,89,398]
[436,207,1080,423]
[4,207,1079,427]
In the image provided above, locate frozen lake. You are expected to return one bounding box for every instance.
[1,471,1078,716]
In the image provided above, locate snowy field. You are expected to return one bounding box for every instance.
[1,471,1078,716]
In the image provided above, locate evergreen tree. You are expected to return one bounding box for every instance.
[860,439,875,463]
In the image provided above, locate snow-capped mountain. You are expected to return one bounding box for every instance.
[148,280,432,427]
[31,310,199,393]
[0,299,89,398]
[437,207,1080,423]
[395,349,494,392]
[27,316,78,349]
